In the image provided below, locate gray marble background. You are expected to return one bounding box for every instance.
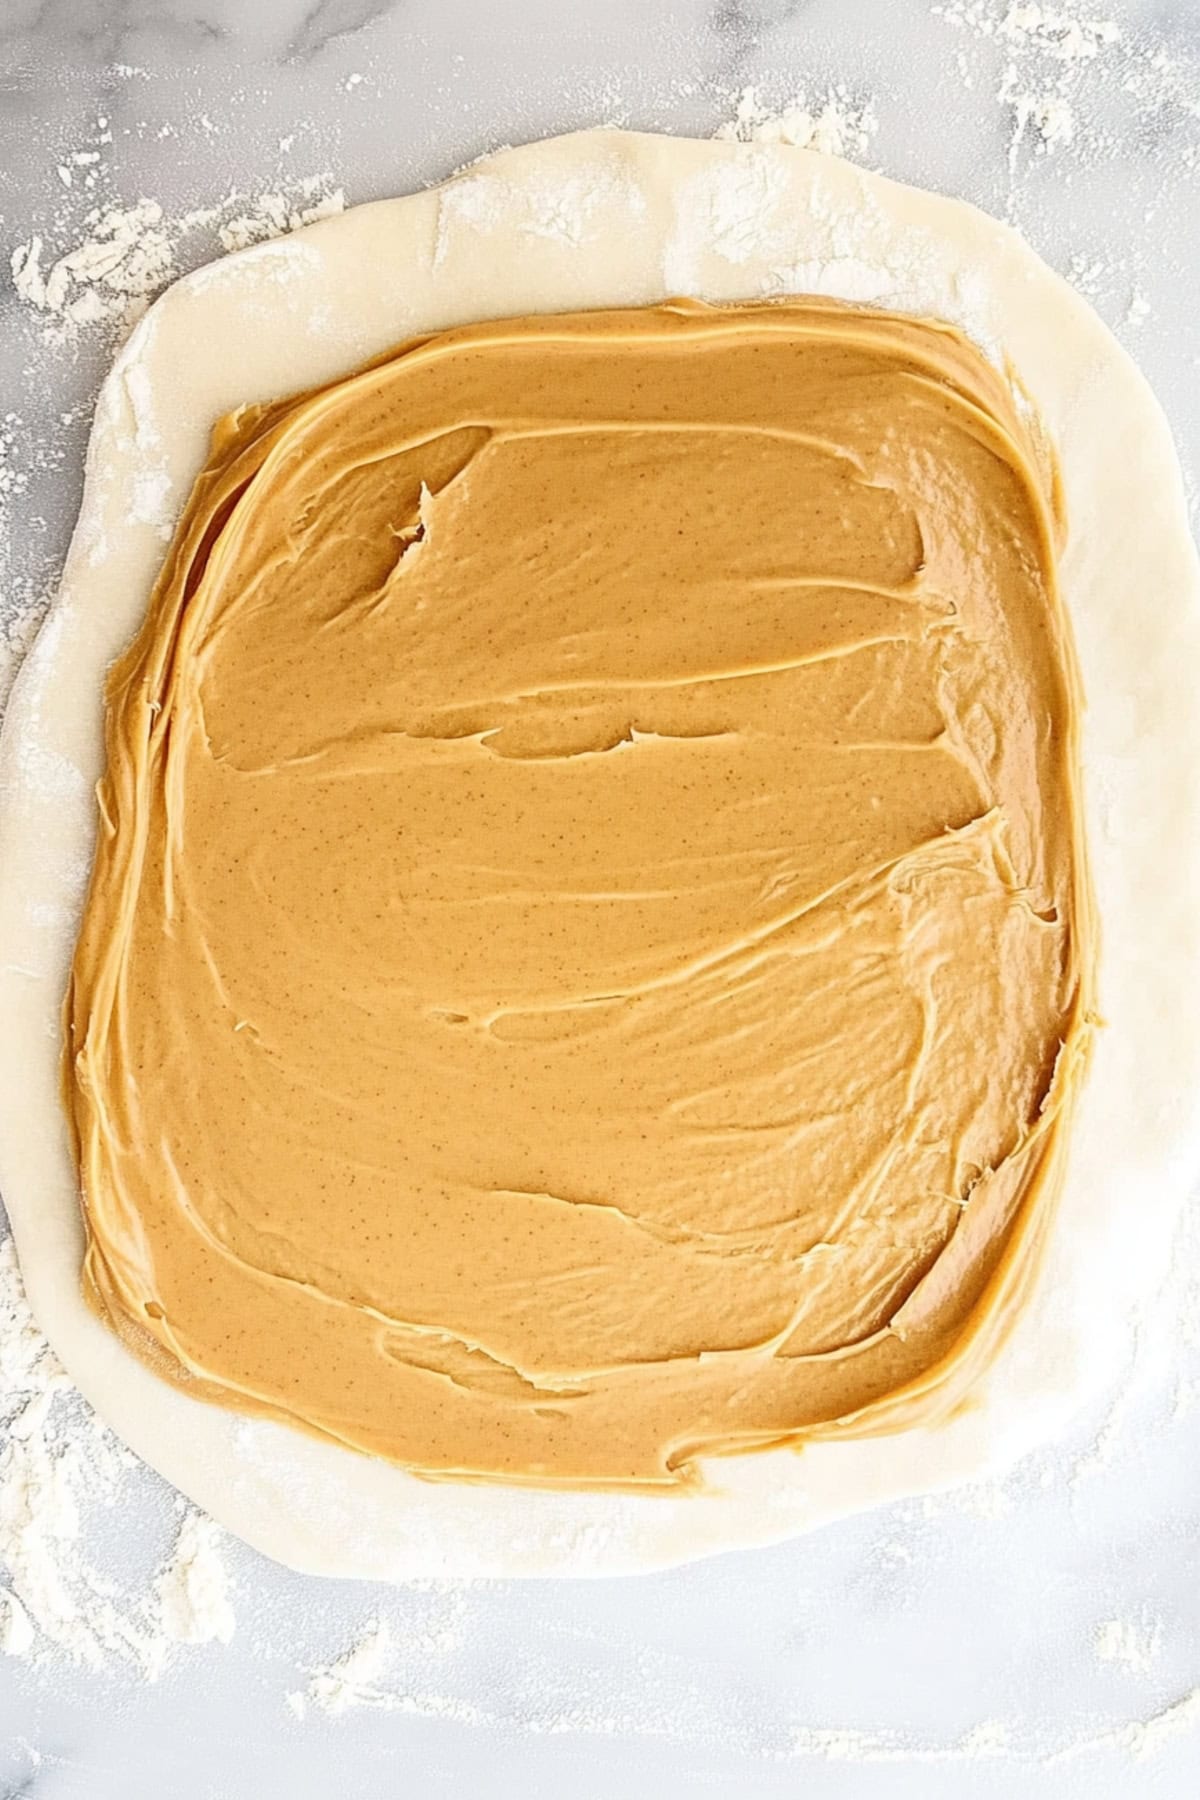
[2,2,1199,1796]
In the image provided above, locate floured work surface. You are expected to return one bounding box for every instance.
[65,297,1093,1488]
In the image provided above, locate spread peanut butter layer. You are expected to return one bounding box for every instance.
[64,298,1094,1488]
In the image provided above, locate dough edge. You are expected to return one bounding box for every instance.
[2,129,1198,1580]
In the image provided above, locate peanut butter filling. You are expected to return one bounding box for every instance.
[64,299,1093,1489]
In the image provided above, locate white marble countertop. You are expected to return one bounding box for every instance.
[2,2,1199,1796]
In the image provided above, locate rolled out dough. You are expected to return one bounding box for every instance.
[1,131,1198,1580]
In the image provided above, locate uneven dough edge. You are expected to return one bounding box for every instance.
[1,130,1198,1580]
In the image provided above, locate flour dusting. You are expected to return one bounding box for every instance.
[289,1592,475,1721]
[932,0,1197,183]
[218,182,347,253]
[1094,1614,1161,1677]
[8,179,345,347]
[0,1237,236,1676]
[714,84,878,157]
[154,1511,236,1655]
[1047,1687,1200,1763]
[298,1618,394,1717]
[11,201,175,336]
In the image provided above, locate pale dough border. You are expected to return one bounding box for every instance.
[2,131,1199,1580]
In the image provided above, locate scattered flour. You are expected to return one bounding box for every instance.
[154,1511,236,1654]
[297,1617,394,1717]
[1094,1614,1161,1677]
[1003,79,1077,163]
[11,201,175,335]
[432,156,649,267]
[927,0,1198,327]
[219,180,348,253]
[715,84,878,158]
[1118,1689,1200,1758]
[291,1602,1199,1771]
[8,179,346,347]
[0,1237,236,1676]
[933,0,1150,170]
[1048,1686,1200,1763]
[997,2,1120,61]
[933,2,1121,62]
[289,1593,475,1722]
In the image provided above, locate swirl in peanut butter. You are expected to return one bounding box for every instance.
[64,300,1094,1487]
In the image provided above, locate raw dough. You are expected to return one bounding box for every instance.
[2,132,1198,1577]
